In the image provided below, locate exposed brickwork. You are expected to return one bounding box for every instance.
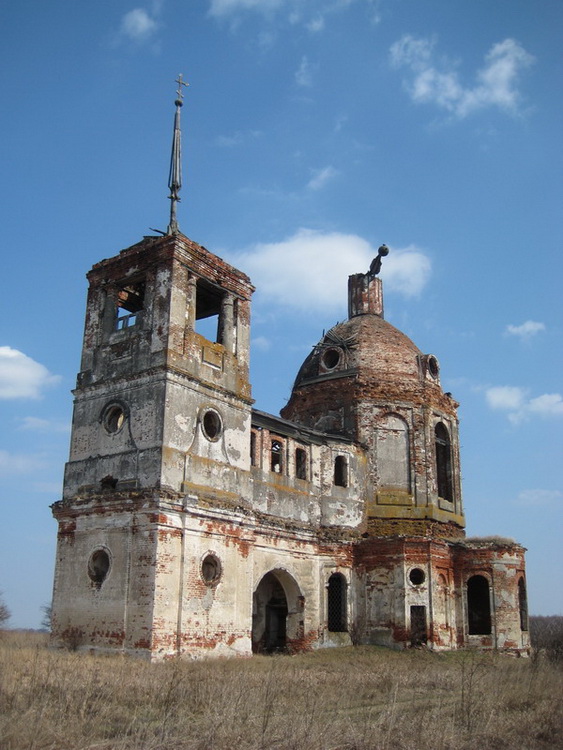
[51,232,529,660]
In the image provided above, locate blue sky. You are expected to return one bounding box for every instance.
[0,0,561,628]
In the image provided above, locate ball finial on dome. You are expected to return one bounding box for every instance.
[368,244,389,277]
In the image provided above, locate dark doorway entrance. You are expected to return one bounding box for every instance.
[327,573,347,632]
[265,583,288,652]
[467,575,492,635]
[410,605,427,646]
[253,572,290,653]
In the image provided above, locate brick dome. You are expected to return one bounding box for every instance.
[293,314,423,389]
[281,275,456,433]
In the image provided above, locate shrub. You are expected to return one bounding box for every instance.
[0,592,10,628]
[529,614,563,662]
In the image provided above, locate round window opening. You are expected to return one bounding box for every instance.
[427,356,440,378]
[88,549,111,587]
[322,348,341,370]
[104,405,126,434]
[201,554,221,585]
[202,410,222,441]
[409,568,426,586]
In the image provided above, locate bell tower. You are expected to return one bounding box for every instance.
[51,79,254,656]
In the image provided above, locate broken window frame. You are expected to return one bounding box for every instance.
[114,281,145,331]
[270,438,284,474]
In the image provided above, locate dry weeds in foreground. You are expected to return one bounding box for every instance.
[1,632,561,750]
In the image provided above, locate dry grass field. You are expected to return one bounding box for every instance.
[1,630,561,750]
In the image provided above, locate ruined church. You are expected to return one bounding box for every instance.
[50,82,530,659]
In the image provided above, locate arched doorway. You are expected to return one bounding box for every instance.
[252,570,303,654]
[467,575,492,635]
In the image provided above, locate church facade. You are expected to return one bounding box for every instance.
[50,230,530,659]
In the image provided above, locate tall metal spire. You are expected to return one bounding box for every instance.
[167,74,189,235]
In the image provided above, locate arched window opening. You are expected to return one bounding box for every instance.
[467,575,492,635]
[334,455,348,487]
[377,414,410,491]
[518,578,528,631]
[327,573,347,632]
[435,422,453,502]
[270,439,283,473]
[295,447,307,480]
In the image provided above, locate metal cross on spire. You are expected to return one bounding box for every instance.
[167,74,189,235]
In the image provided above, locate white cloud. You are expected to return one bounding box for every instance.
[306,16,325,33]
[0,449,49,476]
[485,385,563,423]
[234,229,431,313]
[506,320,545,340]
[18,417,70,433]
[252,335,272,351]
[295,56,314,87]
[209,0,381,29]
[216,130,262,147]
[209,0,283,18]
[0,347,60,400]
[527,393,563,419]
[216,132,244,147]
[486,385,526,412]
[120,8,159,42]
[516,489,563,507]
[334,114,348,133]
[390,35,534,118]
[384,244,431,297]
[307,165,338,190]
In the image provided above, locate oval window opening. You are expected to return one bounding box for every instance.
[427,356,440,378]
[202,410,222,441]
[201,554,221,585]
[88,549,110,587]
[409,568,425,586]
[322,348,341,370]
[104,405,126,434]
